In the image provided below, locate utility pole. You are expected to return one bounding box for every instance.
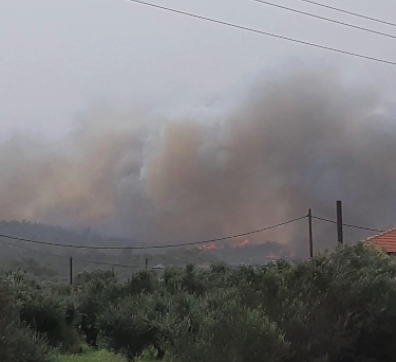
[308,208,314,258]
[337,200,343,246]
[145,258,148,271]
[69,257,73,285]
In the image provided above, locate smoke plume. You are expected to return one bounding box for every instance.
[1,68,395,252]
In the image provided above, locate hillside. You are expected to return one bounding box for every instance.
[0,220,297,280]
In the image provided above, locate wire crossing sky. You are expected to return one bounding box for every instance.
[127,0,396,66]
[252,0,396,40]
[294,0,396,28]
[0,215,308,250]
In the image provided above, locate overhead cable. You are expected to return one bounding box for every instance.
[294,0,396,29]
[126,0,396,66]
[312,216,385,233]
[0,238,142,269]
[0,215,307,250]
[252,0,396,40]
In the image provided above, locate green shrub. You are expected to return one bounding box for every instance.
[166,293,288,362]
[246,244,396,362]
[0,273,53,362]
[126,271,159,296]
[10,270,78,350]
[74,270,123,348]
[98,293,168,360]
[5,242,396,362]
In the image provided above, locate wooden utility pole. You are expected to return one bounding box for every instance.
[337,200,343,246]
[69,257,73,285]
[308,208,314,258]
[145,258,148,270]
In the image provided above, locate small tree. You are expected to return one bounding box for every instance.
[0,273,52,362]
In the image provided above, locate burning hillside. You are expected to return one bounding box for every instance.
[0,68,394,253]
[199,238,251,250]
[199,238,297,263]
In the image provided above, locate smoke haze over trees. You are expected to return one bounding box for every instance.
[0,68,395,252]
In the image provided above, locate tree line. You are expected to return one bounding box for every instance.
[1,243,396,361]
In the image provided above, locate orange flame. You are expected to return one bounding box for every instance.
[200,242,217,250]
[238,238,249,247]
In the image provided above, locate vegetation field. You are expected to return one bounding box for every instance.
[2,243,396,362]
[56,347,127,362]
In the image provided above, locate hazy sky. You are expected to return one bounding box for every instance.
[1,0,396,139]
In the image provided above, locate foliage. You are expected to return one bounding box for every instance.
[74,244,396,361]
[0,273,53,362]
[98,293,167,360]
[56,345,127,362]
[9,269,79,350]
[4,243,396,362]
[73,270,124,348]
[165,291,288,362]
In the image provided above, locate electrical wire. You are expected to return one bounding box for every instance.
[294,0,396,29]
[252,0,396,40]
[126,0,396,66]
[0,215,307,250]
[312,216,385,233]
[0,238,143,269]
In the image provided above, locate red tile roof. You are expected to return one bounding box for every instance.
[364,228,396,253]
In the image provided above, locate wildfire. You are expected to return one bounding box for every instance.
[198,238,297,259]
[237,239,250,247]
[199,238,250,250]
[200,242,217,250]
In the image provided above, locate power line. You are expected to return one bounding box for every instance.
[0,238,64,258]
[294,0,396,29]
[126,0,396,66]
[312,216,385,233]
[72,257,142,269]
[0,215,307,250]
[0,238,142,269]
[252,0,396,40]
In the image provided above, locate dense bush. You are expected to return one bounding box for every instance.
[0,273,52,362]
[261,245,396,362]
[9,270,78,350]
[167,296,289,362]
[99,292,169,359]
[3,243,396,362]
[76,244,396,361]
[126,270,159,296]
[73,270,123,347]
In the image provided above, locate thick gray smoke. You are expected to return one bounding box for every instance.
[0,69,395,251]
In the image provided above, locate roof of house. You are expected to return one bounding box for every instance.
[364,228,396,253]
